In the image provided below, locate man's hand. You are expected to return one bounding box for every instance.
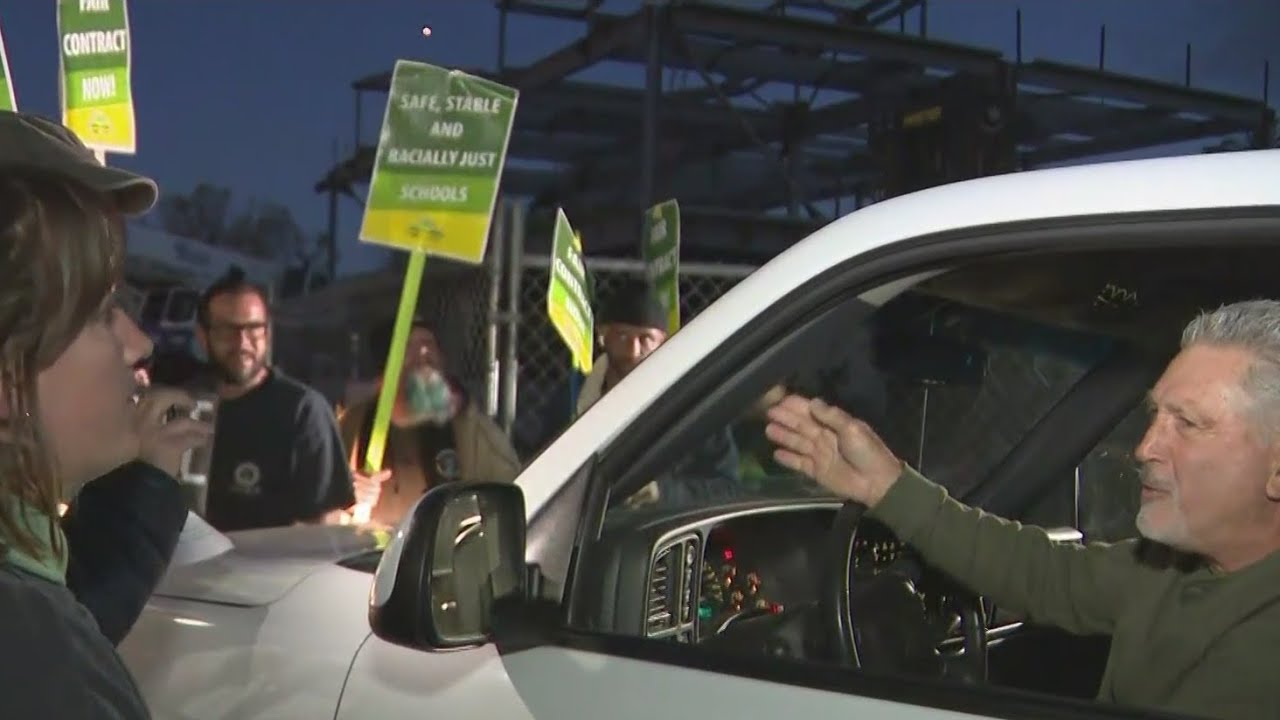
[134,387,214,478]
[765,395,903,507]
[353,468,392,509]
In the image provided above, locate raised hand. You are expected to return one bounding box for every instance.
[353,468,392,509]
[134,387,214,478]
[765,395,903,508]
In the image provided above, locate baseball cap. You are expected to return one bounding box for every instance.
[0,110,157,216]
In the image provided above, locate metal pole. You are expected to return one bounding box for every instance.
[1015,9,1022,65]
[326,185,338,282]
[919,0,928,38]
[500,202,525,435]
[498,0,509,73]
[484,198,507,417]
[1265,60,1271,107]
[640,3,663,223]
[1260,61,1273,150]
[1098,25,1106,72]
[325,139,339,283]
[1184,43,1192,87]
[354,89,363,149]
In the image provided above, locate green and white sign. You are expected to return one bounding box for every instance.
[642,198,681,333]
[0,22,16,111]
[547,208,594,375]
[359,60,518,265]
[57,0,136,153]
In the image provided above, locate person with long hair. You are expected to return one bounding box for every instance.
[0,111,210,717]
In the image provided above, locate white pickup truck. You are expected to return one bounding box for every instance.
[122,148,1280,720]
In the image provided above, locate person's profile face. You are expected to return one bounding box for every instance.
[200,290,270,387]
[1134,343,1277,558]
[601,322,666,378]
[36,295,153,496]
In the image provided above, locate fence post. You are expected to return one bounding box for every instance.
[484,197,506,418]
[500,201,525,435]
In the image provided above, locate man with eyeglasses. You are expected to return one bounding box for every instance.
[194,267,354,531]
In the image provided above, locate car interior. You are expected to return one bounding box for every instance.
[564,240,1280,706]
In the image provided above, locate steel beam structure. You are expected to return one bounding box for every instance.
[506,11,647,91]
[523,203,824,261]
[1027,116,1244,166]
[1019,60,1268,127]
[316,0,1273,264]
[669,3,1005,77]
[611,31,911,94]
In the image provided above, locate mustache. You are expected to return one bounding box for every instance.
[1139,464,1173,491]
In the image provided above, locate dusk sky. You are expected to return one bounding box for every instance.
[1,1,1275,276]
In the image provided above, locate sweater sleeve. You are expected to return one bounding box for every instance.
[62,460,188,645]
[868,466,1140,635]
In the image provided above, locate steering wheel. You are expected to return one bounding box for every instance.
[823,501,988,683]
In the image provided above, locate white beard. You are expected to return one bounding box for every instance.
[1135,489,1195,551]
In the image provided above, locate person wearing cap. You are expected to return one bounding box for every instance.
[578,279,742,507]
[338,315,520,527]
[0,110,212,717]
[193,267,356,531]
[574,278,673,417]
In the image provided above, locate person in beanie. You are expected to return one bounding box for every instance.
[339,314,519,528]
[576,278,671,416]
[576,278,742,508]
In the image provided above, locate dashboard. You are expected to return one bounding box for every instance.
[583,501,907,645]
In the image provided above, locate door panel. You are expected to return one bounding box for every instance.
[336,637,534,719]
[500,645,988,720]
[987,625,1110,699]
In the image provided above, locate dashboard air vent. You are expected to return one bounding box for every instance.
[647,534,701,638]
[647,545,674,634]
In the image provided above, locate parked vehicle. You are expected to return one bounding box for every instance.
[122,149,1280,719]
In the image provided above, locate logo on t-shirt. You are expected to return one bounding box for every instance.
[434,449,459,481]
[232,462,262,496]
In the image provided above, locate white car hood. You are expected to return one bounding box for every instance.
[154,512,386,607]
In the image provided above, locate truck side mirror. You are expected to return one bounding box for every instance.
[369,482,526,650]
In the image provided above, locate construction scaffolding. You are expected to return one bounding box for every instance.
[315,0,1274,264]
[290,0,1276,446]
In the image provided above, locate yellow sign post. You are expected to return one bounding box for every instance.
[353,62,518,521]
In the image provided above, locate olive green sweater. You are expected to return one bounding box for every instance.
[870,467,1280,720]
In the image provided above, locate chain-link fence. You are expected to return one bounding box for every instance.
[509,256,756,455]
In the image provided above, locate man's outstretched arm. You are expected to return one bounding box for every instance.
[870,467,1140,636]
[766,394,1145,636]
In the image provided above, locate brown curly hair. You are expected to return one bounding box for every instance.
[0,170,124,561]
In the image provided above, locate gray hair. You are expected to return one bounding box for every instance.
[1182,300,1280,436]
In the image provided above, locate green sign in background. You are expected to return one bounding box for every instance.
[547,208,594,374]
[0,22,15,111]
[58,0,135,153]
[642,199,681,334]
[359,60,518,265]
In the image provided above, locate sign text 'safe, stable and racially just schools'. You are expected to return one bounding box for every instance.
[359,60,518,265]
[0,20,15,111]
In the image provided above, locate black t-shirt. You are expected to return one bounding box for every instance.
[205,371,355,531]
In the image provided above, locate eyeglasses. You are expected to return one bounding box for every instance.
[208,322,269,341]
